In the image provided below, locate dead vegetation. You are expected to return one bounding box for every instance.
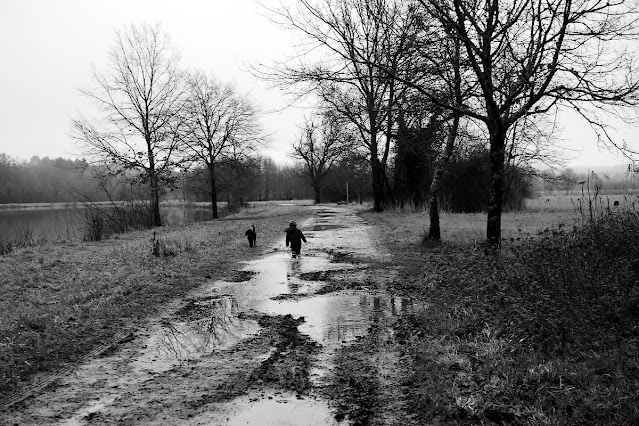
[363,201,639,425]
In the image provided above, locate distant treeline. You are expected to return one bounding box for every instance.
[0,153,363,206]
[1,149,537,213]
[0,154,97,204]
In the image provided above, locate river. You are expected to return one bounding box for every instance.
[0,202,223,242]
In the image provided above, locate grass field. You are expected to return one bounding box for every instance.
[363,194,639,424]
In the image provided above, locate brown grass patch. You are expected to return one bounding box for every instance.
[362,205,639,425]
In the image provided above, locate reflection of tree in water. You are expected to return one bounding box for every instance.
[321,294,414,344]
[158,296,240,359]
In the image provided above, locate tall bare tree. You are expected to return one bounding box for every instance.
[180,72,265,218]
[72,23,185,227]
[260,0,413,212]
[293,111,355,203]
[408,0,639,248]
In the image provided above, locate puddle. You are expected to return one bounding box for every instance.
[213,253,358,305]
[186,391,343,425]
[258,291,414,345]
[140,207,409,423]
[307,224,346,231]
[133,295,260,373]
[226,395,342,425]
[156,297,244,358]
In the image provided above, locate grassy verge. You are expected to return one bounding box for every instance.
[362,208,639,425]
[0,202,314,400]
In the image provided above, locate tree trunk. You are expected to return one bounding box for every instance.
[370,126,384,212]
[150,172,162,227]
[209,163,218,219]
[147,138,162,227]
[428,196,441,240]
[371,154,385,212]
[486,124,507,249]
[312,174,322,204]
[428,114,460,240]
[367,113,385,212]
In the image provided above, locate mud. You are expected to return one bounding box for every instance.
[1,205,418,425]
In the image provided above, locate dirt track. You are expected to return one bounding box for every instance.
[1,205,417,425]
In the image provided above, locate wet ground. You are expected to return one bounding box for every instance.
[2,206,419,425]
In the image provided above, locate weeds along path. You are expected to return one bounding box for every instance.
[1,204,420,425]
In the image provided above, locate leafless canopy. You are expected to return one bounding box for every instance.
[74,23,185,172]
[181,72,265,168]
[258,0,419,211]
[72,23,185,225]
[415,0,639,144]
[179,71,266,217]
[293,110,356,203]
[406,0,639,246]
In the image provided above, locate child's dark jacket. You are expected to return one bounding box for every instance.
[285,227,307,250]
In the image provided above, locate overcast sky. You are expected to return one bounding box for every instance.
[0,0,635,169]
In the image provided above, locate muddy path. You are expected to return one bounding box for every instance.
[2,206,420,425]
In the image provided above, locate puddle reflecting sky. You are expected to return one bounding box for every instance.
[135,207,417,425]
[136,295,260,369]
[213,249,416,347]
[155,296,249,359]
[225,394,341,426]
[187,391,343,426]
[148,208,413,365]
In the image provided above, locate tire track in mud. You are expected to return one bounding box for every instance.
[0,330,135,411]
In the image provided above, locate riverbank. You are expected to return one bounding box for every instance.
[0,201,315,401]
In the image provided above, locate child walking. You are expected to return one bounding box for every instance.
[285,220,307,258]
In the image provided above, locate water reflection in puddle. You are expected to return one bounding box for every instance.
[226,394,341,426]
[187,391,343,426]
[210,249,419,349]
[156,296,249,359]
[215,253,359,305]
[136,295,259,372]
[259,291,414,346]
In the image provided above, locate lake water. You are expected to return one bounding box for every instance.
[0,203,222,242]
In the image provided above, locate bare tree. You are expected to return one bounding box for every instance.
[72,23,185,227]
[406,0,639,248]
[180,72,265,218]
[259,0,413,212]
[293,111,355,203]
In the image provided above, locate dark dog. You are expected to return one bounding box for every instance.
[245,225,256,248]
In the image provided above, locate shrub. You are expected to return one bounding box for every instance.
[439,147,532,213]
[82,203,155,241]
